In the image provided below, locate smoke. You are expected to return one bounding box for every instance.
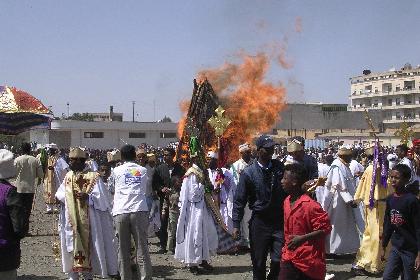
[178,16,304,162]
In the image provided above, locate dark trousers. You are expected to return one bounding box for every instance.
[158,198,169,249]
[279,261,315,280]
[249,214,284,280]
[20,193,34,233]
[383,247,418,280]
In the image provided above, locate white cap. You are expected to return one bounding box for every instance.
[206,151,218,159]
[239,143,251,153]
[0,149,16,179]
[46,143,58,150]
[387,154,398,162]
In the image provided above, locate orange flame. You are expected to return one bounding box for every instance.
[179,52,287,163]
[177,99,190,138]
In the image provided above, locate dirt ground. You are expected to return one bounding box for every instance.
[17,192,382,280]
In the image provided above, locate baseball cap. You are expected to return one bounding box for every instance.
[255,135,276,150]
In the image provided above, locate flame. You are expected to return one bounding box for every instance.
[177,99,191,137]
[179,52,287,163]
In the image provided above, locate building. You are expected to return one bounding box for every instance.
[27,119,178,149]
[273,102,417,146]
[349,63,420,128]
[274,102,384,137]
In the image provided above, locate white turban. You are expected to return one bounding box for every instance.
[239,143,251,153]
[207,151,218,159]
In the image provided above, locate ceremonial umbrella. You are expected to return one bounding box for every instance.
[0,86,51,135]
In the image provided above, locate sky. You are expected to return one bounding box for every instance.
[1,0,420,122]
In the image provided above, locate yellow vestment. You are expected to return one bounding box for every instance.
[64,170,99,272]
[44,155,58,204]
[354,164,393,273]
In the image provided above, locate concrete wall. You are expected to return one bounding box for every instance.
[275,103,384,132]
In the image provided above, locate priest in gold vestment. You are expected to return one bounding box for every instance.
[56,147,118,280]
[44,144,69,213]
[352,144,393,275]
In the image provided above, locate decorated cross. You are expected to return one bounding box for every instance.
[363,108,378,139]
[394,120,414,145]
[207,106,231,137]
[75,175,88,191]
[74,250,86,265]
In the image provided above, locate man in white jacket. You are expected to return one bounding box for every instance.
[109,145,152,280]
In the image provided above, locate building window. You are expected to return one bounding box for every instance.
[388,99,392,106]
[396,98,400,105]
[129,132,146,138]
[160,132,177,138]
[396,86,400,92]
[84,132,104,138]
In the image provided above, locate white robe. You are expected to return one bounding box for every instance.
[53,157,69,189]
[86,159,98,172]
[322,158,361,255]
[349,159,366,234]
[175,171,218,265]
[56,176,118,277]
[208,168,237,233]
[316,162,330,205]
[231,158,251,246]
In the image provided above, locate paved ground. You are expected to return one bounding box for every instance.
[17,192,384,280]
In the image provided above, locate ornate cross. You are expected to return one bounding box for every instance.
[74,251,86,265]
[363,108,378,139]
[394,120,414,145]
[75,175,88,191]
[207,106,231,137]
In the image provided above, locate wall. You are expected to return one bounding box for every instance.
[275,103,384,132]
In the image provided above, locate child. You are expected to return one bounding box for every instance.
[279,163,332,280]
[382,164,420,279]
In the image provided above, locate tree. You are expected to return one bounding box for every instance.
[160,115,172,123]
[67,113,94,121]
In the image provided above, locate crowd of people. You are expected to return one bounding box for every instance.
[0,136,419,280]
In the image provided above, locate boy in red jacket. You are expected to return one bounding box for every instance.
[279,163,332,280]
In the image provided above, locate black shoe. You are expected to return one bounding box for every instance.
[351,266,367,276]
[156,248,167,254]
[199,261,214,272]
[189,266,201,275]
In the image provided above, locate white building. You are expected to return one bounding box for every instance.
[28,120,178,149]
[349,63,420,128]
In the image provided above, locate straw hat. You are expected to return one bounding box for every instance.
[287,139,304,153]
[337,145,353,156]
[69,147,87,159]
[107,149,121,162]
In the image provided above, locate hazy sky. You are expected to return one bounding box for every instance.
[1,0,420,121]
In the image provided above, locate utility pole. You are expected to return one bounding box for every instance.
[153,99,156,122]
[66,102,70,118]
[132,101,135,122]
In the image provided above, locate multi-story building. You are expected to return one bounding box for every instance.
[349,63,420,128]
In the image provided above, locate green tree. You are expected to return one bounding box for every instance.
[68,113,94,121]
[160,115,172,123]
